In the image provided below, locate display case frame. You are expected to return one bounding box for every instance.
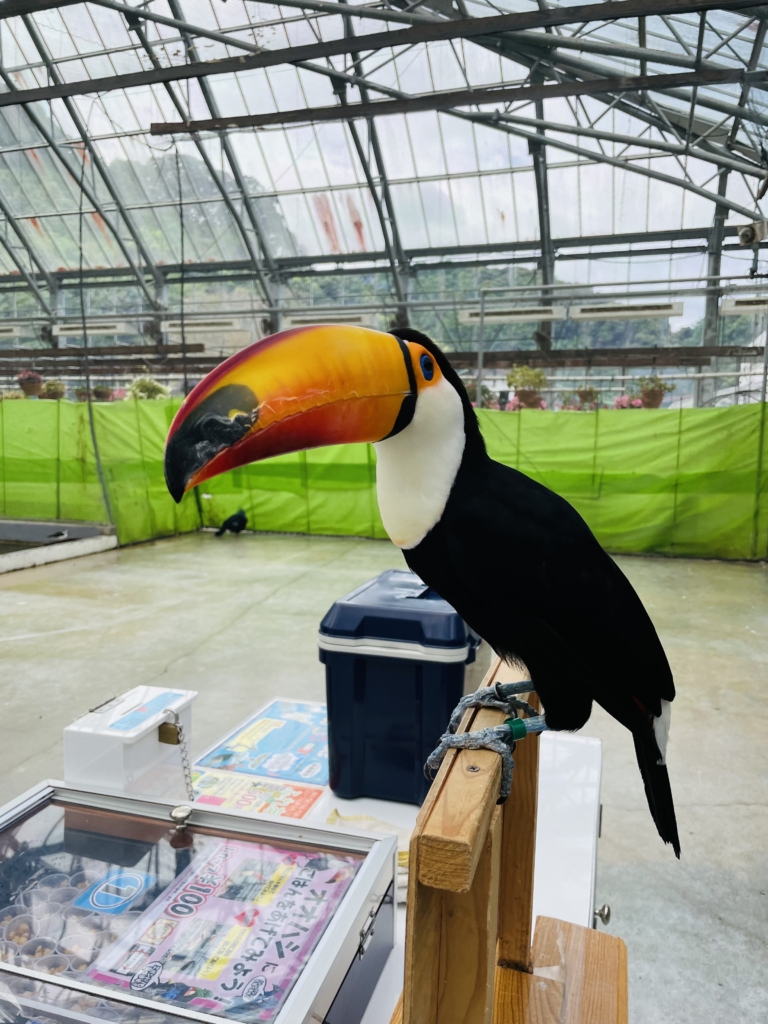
[0,779,396,1024]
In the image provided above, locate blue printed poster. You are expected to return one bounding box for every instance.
[74,869,155,915]
[194,700,328,786]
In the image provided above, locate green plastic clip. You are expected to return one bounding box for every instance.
[505,717,528,740]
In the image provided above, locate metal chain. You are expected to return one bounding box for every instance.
[176,719,195,802]
[164,708,195,802]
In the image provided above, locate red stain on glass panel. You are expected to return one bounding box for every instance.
[346,195,366,250]
[312,194,341,253]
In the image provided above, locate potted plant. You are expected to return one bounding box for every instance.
[633,375,676,409]
[613,395,644,409]
[93,383,114,402]
[129,377,170,400]
[507,365,549,409]
[0,390,25,400]
[74,386,90,402]
[460,380,496,408]
[576,386,600,410]
[16,369,43,397]
[41,380,66,400]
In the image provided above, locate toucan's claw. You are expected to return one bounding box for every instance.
[447,682,538,733]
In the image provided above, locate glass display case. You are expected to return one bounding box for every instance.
[0,782,396,1024]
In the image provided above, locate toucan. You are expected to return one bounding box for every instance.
[164,324,680,856]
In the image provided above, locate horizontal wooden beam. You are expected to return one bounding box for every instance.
[150,68,762,133]
[444,344,763,370]
[0,0,762,108]
[0,344,204,358]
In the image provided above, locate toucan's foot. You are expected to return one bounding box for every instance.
[494,680,537,700]
[425,723,517,803]
[447,681,538,733]
[425,714,548,803]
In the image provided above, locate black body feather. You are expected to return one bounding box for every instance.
[393,329,681,857]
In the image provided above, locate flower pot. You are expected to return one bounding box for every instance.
[641,388,664,409]
[93,388,113,402]
[19,381,42,397]
[516,389,542,409]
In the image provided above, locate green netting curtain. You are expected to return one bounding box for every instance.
[1,400,766,560]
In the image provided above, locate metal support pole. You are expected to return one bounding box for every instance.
[338,0,409,319]
[530,93,555,352]
[476,290,486,408]
[704,168,729,350]
[129,17,276,310]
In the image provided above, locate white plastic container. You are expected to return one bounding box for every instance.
[63,686,196,794]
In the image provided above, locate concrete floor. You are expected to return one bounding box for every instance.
[0,533,766,1023]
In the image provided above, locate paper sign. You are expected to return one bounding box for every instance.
[192,769,323,819]
[195,701,329,786]
[110,692,184,731]
[89,837,360,1021]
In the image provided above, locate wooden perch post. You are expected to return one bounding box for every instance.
[394,655,628,1024]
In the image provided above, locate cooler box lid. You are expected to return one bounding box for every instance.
[318,569,478,663]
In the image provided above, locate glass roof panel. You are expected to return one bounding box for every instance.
[390,182,430,249]
[0,0,761,293]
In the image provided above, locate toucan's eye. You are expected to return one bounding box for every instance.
[420,353,434,381]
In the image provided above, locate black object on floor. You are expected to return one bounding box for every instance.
[319,569,480,805]
[215,508,247,536]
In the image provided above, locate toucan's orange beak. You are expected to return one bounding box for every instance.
[164,325,416,502]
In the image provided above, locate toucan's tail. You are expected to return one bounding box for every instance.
[633,735,681,858]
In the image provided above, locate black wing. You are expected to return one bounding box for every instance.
[405,456,681,855]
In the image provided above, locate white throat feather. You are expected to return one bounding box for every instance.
[374,377,465,549]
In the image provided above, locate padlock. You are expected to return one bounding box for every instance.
[158,721,181,745]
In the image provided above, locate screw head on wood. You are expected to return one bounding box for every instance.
[466,765,481,773]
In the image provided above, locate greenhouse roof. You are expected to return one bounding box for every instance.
[0,0,767,313]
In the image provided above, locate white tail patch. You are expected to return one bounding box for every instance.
[653,699,672,765]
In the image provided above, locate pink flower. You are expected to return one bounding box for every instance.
[631,398,643,408]
[540,400,547,410]
[112,388,127,400]
[613,395,629,409]
[505,397,521,411]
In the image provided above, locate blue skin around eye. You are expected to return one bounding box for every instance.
[420,355,434,380]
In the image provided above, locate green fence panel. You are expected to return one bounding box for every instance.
[58,401,110,524]
[2,399,768,559]
[670,405,766,559]
[0,400,58,520]
[0,401,109,524]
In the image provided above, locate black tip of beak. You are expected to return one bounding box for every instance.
[164,438,188,504]
[164,384,259,503]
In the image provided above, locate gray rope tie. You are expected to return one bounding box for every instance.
[426,681,550,803]
[426,724,518,803]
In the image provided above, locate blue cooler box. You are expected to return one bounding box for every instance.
[319,569,480,805]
